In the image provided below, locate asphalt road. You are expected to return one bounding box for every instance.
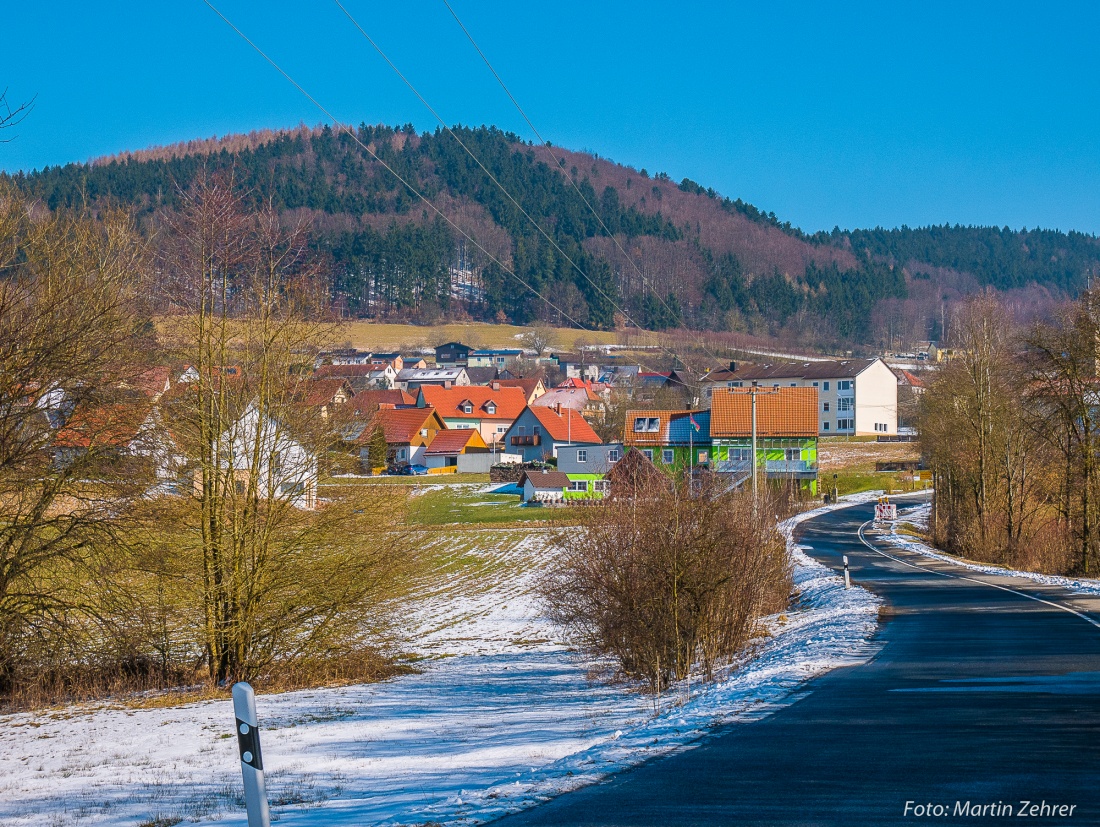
[492,495,1100,826]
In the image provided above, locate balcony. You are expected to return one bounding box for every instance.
[765,460,818,477]
[510,434,541,446]
[713,459,752,474]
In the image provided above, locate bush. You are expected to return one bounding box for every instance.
[541,477,792,691]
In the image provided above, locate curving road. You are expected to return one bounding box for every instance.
[492,495,1100,825]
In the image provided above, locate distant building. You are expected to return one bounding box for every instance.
[700,358,897,436]
[468,349,524,369]
[396,367,471,392]
[502,404,602,463]
[434,342,472,367]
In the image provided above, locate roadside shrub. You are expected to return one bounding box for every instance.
[541,476,792,691]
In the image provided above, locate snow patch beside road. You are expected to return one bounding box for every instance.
[0,502,883,827]
[888,503,1100,598]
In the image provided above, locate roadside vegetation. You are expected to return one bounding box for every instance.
[920,289,1100,576]
[541,477,792,692]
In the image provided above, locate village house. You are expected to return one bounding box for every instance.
[313,363,396,392]
[623,409,712,471]
[708,387,819,493]
[502,403,602,463]
[417,384,527,448]
[423,428,491,473]
[494,376,547,404]
[700,358,898,436]
[294,378,354,420]
[434,341,472,367]
[468,349,524,369]
[533,384,607,422]
[359,405,446,470]
[397,366,471,392]
[203,402,319,510]
[556,442,623,474]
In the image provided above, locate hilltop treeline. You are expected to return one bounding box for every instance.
[8,123,1100,346]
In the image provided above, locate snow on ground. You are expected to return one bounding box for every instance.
[883,502,1100,597]
[0,501,882,827]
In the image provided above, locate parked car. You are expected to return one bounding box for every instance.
[407,464,429,475]
[386,463,410,476]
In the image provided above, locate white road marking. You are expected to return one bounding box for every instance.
[855,519,1100,631]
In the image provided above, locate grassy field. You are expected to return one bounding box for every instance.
[330,320,663,352]
[817,437,928,496]
[407,487,556,526]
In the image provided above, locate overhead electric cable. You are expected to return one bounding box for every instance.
[199,0,681,380]
[439,0,728,374]
[331,0,693,373]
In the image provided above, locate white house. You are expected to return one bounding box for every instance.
[210,403,318,509]
[700,358,898,436]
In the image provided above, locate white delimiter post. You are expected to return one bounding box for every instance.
[750,390,758,497]
[232,682,271,827]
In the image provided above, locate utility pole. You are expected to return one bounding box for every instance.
[751,389,758,498]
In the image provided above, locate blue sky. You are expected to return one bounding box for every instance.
[3,1,1098,234]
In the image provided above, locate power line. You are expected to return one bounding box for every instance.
[331,0,692,372]
[199,0,680,381]
[439,0,729,372]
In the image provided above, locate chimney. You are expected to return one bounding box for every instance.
[492,381,500,390]
[554,402,562,415]
[729,361,737,372]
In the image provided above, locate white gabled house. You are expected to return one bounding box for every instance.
[202,403,318,510]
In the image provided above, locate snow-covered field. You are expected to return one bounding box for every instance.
[887,502,1100,597]
[1,503,882,827]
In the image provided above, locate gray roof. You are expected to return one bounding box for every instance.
[520,470,572,490]
[397,367,466,381]
[465,366,499,384]
[704,358,884,383]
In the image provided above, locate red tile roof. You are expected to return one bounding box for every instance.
[710,387,818,438]
[372,406,443,445]
[54,403,151,449]
[528,405,601,443]
[353,389,415,413]
[419,385,527,421]
[298,378,352,407]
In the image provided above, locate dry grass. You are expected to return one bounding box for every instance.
[817,438,921,472]
[331,320,631,352]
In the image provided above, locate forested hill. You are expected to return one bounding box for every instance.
[8,123,1100,348]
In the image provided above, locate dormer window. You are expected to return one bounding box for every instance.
[484,402,497,415]
[633,416,660,433]
[460,401,473,414]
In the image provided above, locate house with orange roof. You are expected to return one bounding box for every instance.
[502,403,602,463]
[358,405,446,469]
[423,428,491,472]
[417,384,527,448]
[494,377,547,404]
[294,378,354,420]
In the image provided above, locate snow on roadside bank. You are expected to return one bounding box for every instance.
[0,501,882,827]
[886,503,1100,597]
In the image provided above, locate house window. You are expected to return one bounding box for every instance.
[731,447,752,462]
[812,381,819,387]
[772,384,780,389]
[517,426,525,435]
[594,480,610,493]
[577,449,587,463]
[790,382,797,387]
[823,402,830,412]
[569,480,588,492]
[485,402,496,415]
[633,416,660,433]
[461,402,473,414]
[838,380,852,391]
[643,449,653,461]
[662,449,674,464]
[785,448,800,461]
[608,449,621,462]
[823,422,830,431]
[837,397,853,412]
[838,418,854,430]
[823,381,830,391]
[698,450,708,463]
